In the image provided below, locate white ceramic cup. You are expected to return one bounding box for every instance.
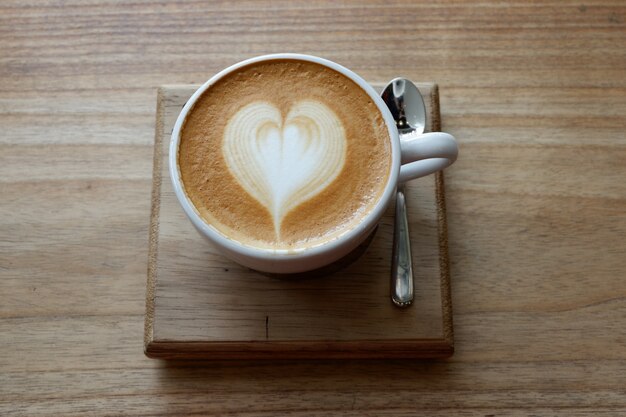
[170,53,458,274]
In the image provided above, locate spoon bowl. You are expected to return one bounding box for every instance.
[382,78,426,135]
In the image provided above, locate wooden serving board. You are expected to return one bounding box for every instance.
[144,83,453,359]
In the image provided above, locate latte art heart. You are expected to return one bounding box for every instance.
[223,101,347,238]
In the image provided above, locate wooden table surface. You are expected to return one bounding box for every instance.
[1,1,625,415]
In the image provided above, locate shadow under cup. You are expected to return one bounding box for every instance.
[259,226,379,280]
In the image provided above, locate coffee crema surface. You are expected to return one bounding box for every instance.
[178,59,392,250]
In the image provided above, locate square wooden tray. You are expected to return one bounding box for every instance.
[144,83,454,359]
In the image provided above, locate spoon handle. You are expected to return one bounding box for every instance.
[391,184,414,307]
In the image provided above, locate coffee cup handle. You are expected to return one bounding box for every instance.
[398,132,458,183]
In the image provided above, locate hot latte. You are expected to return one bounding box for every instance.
[178,59,392,250]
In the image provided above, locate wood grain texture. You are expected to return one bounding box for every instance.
[144,83,453,359]
[1,0,625,415]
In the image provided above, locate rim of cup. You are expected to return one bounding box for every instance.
[169,53,401,261]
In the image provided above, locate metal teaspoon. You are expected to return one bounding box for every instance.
[381,78,427,308]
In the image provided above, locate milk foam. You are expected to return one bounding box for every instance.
[223,100,346,238]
